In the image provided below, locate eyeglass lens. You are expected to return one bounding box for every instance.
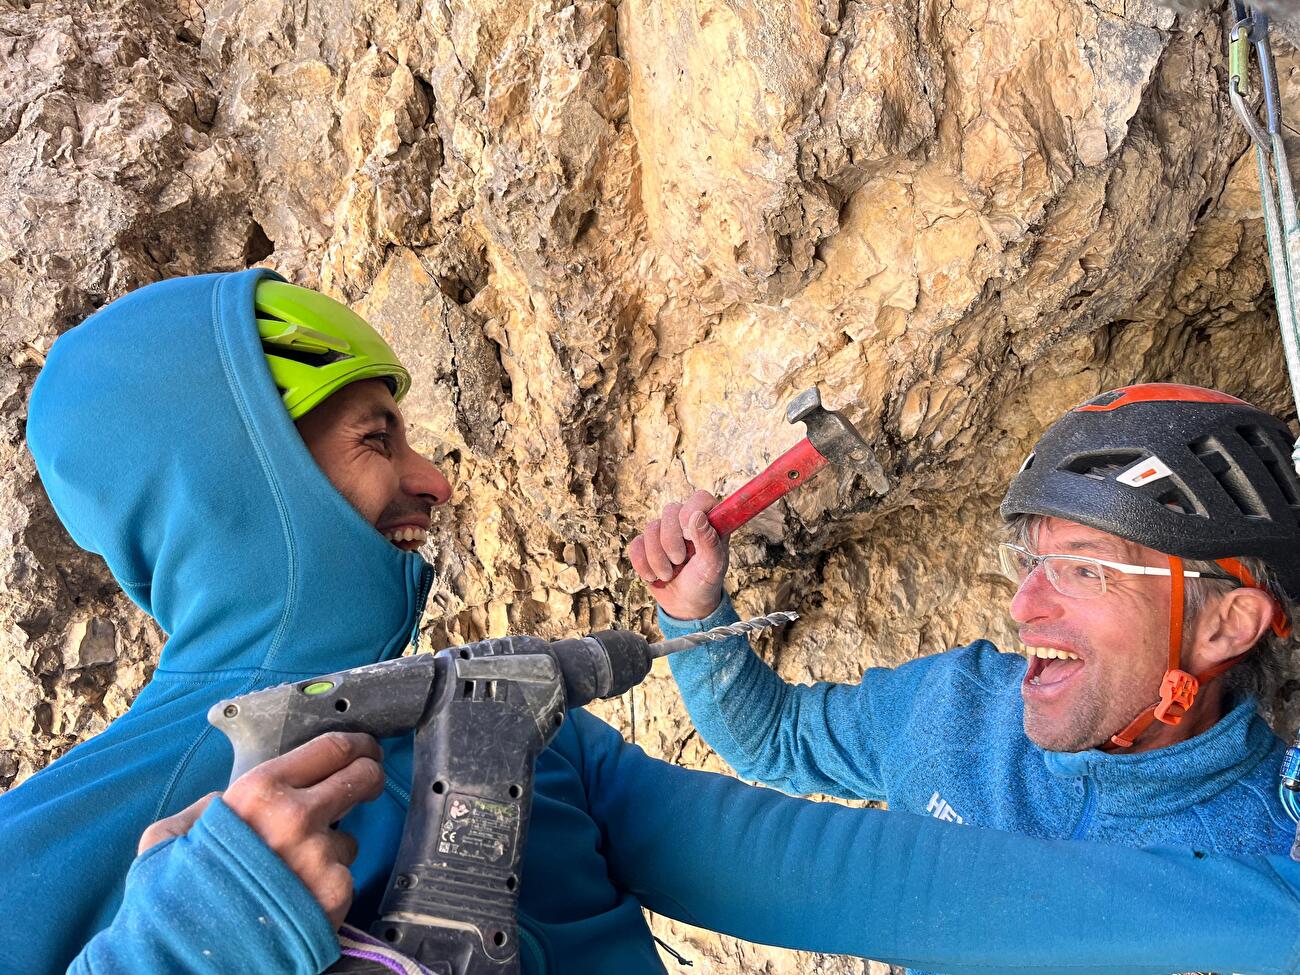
[997,544,1109,598]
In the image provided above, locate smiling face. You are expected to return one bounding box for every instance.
[1010,517,1180,752]
[295,379,452,551]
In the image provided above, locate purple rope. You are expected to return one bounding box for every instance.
[338,924,435,975]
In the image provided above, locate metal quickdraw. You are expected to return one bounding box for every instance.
[1227,2,1300,854]
[1227,3,1300,479]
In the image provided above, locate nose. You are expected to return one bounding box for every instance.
[400,446,452,507]
[1008,562,1061,625]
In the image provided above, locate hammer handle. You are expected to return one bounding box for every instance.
[707,438,829,535]
[649,438,830,590]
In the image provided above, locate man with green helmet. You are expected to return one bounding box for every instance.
[3,269,1300,975]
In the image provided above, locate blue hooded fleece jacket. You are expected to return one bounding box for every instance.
[4,269,1300,975]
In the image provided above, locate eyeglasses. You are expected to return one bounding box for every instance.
[996,542,1230,599]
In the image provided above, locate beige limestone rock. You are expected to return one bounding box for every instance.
[3,0,1300,971]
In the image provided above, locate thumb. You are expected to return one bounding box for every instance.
[138,791,221,854]
[684,510,726,579]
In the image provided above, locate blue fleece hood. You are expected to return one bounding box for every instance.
[27,269,432,674]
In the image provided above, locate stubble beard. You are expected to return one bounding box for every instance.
[1022,683,1112,752]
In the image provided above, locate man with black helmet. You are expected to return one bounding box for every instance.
[633,384,1300,864]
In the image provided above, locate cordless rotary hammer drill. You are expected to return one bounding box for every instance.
[209,614,793,975]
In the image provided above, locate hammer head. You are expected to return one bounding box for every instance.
[786,387,889,496]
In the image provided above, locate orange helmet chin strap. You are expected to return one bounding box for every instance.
[1108,556,1293,750]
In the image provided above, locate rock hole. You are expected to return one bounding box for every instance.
[574,207,598,242]
[244,221,275,265]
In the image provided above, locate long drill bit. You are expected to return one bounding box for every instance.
[648,611,799,659]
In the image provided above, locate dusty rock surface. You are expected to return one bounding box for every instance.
[2,0,1299,971]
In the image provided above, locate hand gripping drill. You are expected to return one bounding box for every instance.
[208,613,795,975]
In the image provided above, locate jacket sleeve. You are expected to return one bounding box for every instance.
[576,711,1300,975]
[663,593,907,799]
[68,798,340,975]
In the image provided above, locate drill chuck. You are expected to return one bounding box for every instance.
[548,631,654,709]
[552,612,799,710]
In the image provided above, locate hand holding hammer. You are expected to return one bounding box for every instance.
[630,387,887,621]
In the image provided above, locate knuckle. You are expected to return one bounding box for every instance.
[229,770,277,811]
[301,832,334,863]
[320,731,354,764]
[334,830,360,864]
[275,798,313,836]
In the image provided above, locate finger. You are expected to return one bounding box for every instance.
[681,489,720,521]
[640,519,673,581]
[137,792,220,854]
[305,756,386,827]
[658,503,686,563]
[628,536,656,583]
[317,863,356,930]
[683,508,719,552]
[326,828,360,867]
[258,732,383,790]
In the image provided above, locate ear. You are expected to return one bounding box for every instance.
[1186,587,1276,670]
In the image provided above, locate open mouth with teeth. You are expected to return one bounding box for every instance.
[382,525,428,552]
[1022,646,1085,691]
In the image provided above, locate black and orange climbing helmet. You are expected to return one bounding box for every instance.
[1000,383,1300,747]
[1001,383,1300,599]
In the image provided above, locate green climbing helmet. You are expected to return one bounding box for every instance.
[255,279,411,420]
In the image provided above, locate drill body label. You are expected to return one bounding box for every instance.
[437,792,519,864]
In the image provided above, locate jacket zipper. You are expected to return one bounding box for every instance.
[519,925,546,974]
[385,776,411,807]
[409,562,434,649]
[1070,777,1097,840]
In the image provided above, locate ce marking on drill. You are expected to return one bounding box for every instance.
[438,793,520,864]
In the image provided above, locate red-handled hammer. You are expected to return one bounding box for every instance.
[655,388,888,584]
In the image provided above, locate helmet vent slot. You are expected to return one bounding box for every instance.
[1156,488,1194,514]
[1237,424,1300,510]
[260,341,350,369]
[1191,435,1269,518]
[1058,450,1144,480]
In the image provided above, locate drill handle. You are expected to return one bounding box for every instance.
[374,643,564,973]
[209,654,438,783]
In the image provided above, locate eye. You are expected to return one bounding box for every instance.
[1064,562,1104,582]
[365,431,392,455]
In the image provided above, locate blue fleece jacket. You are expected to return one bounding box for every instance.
[4,270,1300,975]
[664,595,1293,854]
[665,595,1298,971]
